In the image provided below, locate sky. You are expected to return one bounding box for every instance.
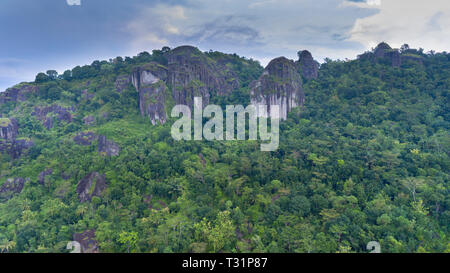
[0,0,449,91]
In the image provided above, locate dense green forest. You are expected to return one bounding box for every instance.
[0,44,448,253]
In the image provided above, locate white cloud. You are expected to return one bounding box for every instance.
[347,0,450,52]
[66,0,81,6]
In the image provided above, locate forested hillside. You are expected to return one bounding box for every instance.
[0,43,448,253]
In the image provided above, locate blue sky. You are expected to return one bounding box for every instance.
[1,0,449,91]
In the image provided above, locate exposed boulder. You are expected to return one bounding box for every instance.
[115,75,131,93]
[374,42,392,58]
[359,42,402,67]
[250,57,304,120]
[76,172,107,202]
[0,118,18,141]
[32,104,75,129]
[73,131,97,146]
[98,135,120,156]
[83,115,95,126]
[0,178,26,201]
[129,46,239,125]
[0,84,38,105]
[73,229,99,253]
[297,50,319,80]
[131,62,170,125]
[0,118,33,158]
[166,46,239,107]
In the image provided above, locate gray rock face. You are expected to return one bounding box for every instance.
[131,62,169,125]
[166,46,239,107]
[129,46,239,125]
[76,172,107,202]
[38,168,53,185]
[73,229,99,253]
[0,118,33,158]
[0,84,38,105]
[359,42,405,68]
[98,135,120,156]
[115,75,131,93]
[250,57,304,120]
[0,118,18,141]
[83,115,95,126]
[0,178,26,201]
[297,50,319,80]
[374,42,392,58]
[32,104,75,129]
[73,131,97,146]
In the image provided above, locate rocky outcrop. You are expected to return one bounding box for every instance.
[297,50,319,80]
[82,89,94,100]
[32,104,75,129]
[166,46,239,106]
[73,229,99,253]
[98,135,120,156]
[76,172,107,202]
[83,115,95,126]
[0,118,33,158]
[0,84,38,105]
[131,62,170,125]
[73,131,97,146]
[129,46,239,125]
[38,168,53,185]
[358,42,423,67]
[0,118,18,141]
[0,178,26,201]
[250,57,304,120]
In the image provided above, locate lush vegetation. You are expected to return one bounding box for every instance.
[0,46,448,253]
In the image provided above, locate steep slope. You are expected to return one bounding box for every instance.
[0,44,448,253]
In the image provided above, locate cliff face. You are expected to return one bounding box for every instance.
[297,50,319,80]
[0,84,37,104]
[121,45,240,125]
[250,57,304,120]
[166,46,239,106]
[0,178,26,201]
[130,62,169,125]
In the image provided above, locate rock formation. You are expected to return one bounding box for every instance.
[358,42,423,68]
[0,117,33,158]
[38,168,53,185]
[0,84,38,105]
[126,45,239,125]
[76,172,107,202]
[250,57,304,120]
[0,178,26,201]
[73,131,97,146]
[32,104,75,129]
[297,50,319,80]
[166,46,239,106]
